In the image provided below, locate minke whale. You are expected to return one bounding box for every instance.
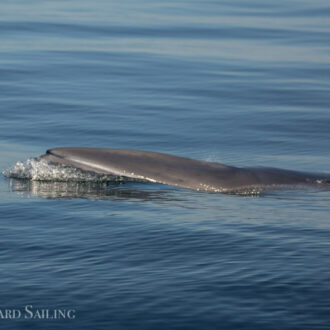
[40,148,330,193]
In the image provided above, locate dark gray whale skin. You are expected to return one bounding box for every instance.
[40,148,329,193]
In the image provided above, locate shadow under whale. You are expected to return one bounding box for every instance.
[7,178,178,202]
[39,147,330,194]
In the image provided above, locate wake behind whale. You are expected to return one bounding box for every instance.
[29,147,329,194]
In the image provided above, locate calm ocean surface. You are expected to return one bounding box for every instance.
[1,1,330,329]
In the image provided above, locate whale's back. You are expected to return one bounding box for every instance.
[40,148,329,193]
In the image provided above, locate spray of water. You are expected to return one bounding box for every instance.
[2,158,123,182]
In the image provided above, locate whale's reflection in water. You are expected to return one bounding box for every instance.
[8,179,181,202]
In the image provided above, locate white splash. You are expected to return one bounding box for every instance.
[2,158,122,182]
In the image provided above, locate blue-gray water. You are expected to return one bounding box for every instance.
[1,1,330,329]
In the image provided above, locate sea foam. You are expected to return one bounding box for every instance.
[2,158,121,182]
